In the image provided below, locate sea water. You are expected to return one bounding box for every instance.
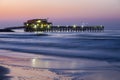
[0,30,120,69]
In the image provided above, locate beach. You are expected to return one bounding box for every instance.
[0,50,71,80]
[0,50,120,80]
[0,64,59,80]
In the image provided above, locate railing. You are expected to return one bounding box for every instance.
[25,26,104,32]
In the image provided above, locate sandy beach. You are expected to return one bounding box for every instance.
[0,54,71,80]
[0,50,120,80]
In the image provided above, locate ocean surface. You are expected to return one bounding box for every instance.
[0,30,120,69]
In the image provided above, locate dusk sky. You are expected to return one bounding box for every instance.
[0,0,120,29]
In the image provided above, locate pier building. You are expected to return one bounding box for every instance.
[24,19,52,32]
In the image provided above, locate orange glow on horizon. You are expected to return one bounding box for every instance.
[0,0,120,20]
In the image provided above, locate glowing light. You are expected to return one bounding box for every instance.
[44,24,47,26]
[37,20,41,23]
[47,25,50,28]
[26,24,29,26]
[73,25,76,28]
[31,58,40,67]
[41,24,44,28]
[36,24,39,26]
[100,25,103,27]
[34,25,37,28]
[32,58,36,63]
[81,25,84,28]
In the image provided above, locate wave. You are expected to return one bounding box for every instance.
[0,31,120,62]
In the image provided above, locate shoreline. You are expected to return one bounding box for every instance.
[0,52,71,80]
[0,50,120,80]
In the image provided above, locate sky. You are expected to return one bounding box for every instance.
[0,0,120,29]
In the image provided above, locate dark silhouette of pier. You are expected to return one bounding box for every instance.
[4,26,24,30]
[0,25,104,32]
[25,26,104,32]
[0,26,24,32]
[0,19,104,32]
[24,19,104,32]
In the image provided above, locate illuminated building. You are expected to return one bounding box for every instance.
[24,19,52,32]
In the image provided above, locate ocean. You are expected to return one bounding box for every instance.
[0,30,120,69]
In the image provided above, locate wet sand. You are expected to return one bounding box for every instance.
[0,50,120,80]
[0,54,71,80]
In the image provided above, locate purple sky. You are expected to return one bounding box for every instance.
[0,0,120,29]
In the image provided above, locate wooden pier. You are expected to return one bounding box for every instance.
[25,26,104,32]
[24,19,104,32]
[0,19,104,32]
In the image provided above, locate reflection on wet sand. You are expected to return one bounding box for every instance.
[31,57,50,68]
[1,51,120,80]
[30,57,82,69]
[30,57,111,70]
[30,58,120,80]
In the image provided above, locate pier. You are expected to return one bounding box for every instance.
[0,19,104,32]
[25,26,104,32]
[24,19,104,32]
